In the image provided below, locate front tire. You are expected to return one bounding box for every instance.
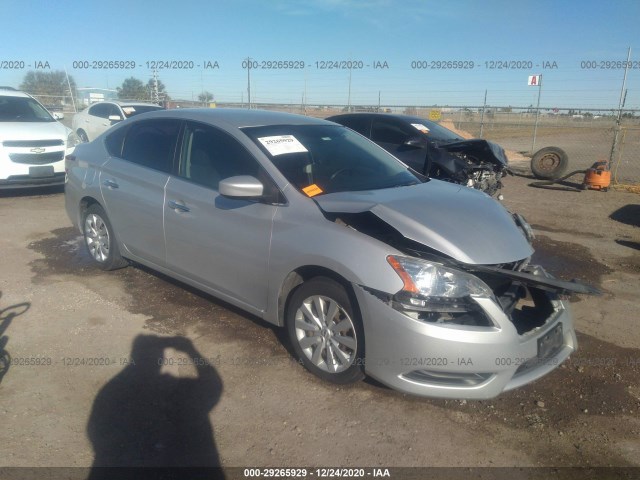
[286,277,365,384]
[82,204,128,271]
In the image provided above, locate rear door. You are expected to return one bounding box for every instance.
[99,118,180,266]
[163,121,277,312]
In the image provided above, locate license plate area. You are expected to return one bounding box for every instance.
[538,323,563,359]
[29,166,55,178]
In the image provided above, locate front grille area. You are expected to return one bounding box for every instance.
[3,139,64,147]
[9,152,65,165]
[473,268,555,335]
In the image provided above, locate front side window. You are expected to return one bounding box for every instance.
[243,124,420,196]
[178,122,262,190]
[409,118,463,144]
[121,119,180,173]
[371,119,415,145]
[0,96,55,122]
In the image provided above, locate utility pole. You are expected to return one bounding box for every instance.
[347,66,352,112]
[609,47,632,164]
[378,91,381,112]
[245,57,252,109]
[531,75,542,153]
[479,89,487,138]
[152,68,160,104]
[64,66,77,113]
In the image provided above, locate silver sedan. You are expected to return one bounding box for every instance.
[64,108,596,399]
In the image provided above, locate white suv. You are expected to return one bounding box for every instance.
[0,87,79,189]
[72,101,163,142]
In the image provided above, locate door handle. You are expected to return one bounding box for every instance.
[102,179,119,189]
[168,200,190,213]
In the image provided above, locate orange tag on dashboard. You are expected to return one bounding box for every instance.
[302,184,323,197]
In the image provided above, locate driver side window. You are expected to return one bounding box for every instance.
[178,122,261,191]
[372,120,413,145]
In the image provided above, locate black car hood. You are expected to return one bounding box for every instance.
[434,138,509,167]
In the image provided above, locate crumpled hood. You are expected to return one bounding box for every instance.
[315,180,533,265]
[436,138,509,166]
[0,121,70,142]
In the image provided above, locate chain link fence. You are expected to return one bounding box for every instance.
[225,103,640,184]
[30,93,639,185]
[437,107,639,184]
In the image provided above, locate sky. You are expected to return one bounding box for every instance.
[1,0,639,109]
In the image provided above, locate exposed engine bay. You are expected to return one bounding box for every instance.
[429,139,511,196]
[323,208,599,333]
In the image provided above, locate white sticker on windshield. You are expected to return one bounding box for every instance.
[411,123,430,133]
[122,107,136,114]
[257,135,308,156]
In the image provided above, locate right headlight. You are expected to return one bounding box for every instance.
[387,255,496,326]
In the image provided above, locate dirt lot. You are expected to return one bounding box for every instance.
[0,173,639,478]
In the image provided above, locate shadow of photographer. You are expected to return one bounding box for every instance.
[0,292,31,385]
[87,334,225,479]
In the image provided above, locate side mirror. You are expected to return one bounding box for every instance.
[108,115,122,122]
[52,112,64,120]
[404,136,426,148]
[219,175,264,198]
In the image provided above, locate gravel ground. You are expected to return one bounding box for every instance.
[0,173,638,478]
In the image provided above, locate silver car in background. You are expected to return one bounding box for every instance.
[64,109,596,399]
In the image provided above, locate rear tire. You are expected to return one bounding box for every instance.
[82,204,128,271]
[77,130,89,143]
[286,277,365,384]
[531,146,569,180]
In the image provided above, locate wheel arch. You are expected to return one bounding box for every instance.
[79,196,102,221]
[276,265,360,328]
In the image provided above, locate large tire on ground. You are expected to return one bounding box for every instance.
[286,277,365,384]
[82,204,128,271]
[530,146,569,180]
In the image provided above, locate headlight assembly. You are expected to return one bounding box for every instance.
[66,131,81,150]
[387,255,496,327]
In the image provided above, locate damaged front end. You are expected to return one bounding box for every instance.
[315,183,598,398]
[429,139,511,196]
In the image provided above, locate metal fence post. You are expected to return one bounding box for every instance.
[479,89,487,138]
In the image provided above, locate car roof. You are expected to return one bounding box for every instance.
[133,108,332,128]
[0,89,31,98]
[90,101,162,107]
[329,112,428,123]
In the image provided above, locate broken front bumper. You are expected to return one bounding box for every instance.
[354,281,577,399]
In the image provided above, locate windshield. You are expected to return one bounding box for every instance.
[121,105,163,118]
[408,117,463,143]
[244,124,420,196]
[0,96,55,122]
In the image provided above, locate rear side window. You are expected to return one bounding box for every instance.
[121,119,180,173]
[105,125,129,157]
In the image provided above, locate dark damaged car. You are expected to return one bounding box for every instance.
[65,109,597,399]
[327,112,510,196]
